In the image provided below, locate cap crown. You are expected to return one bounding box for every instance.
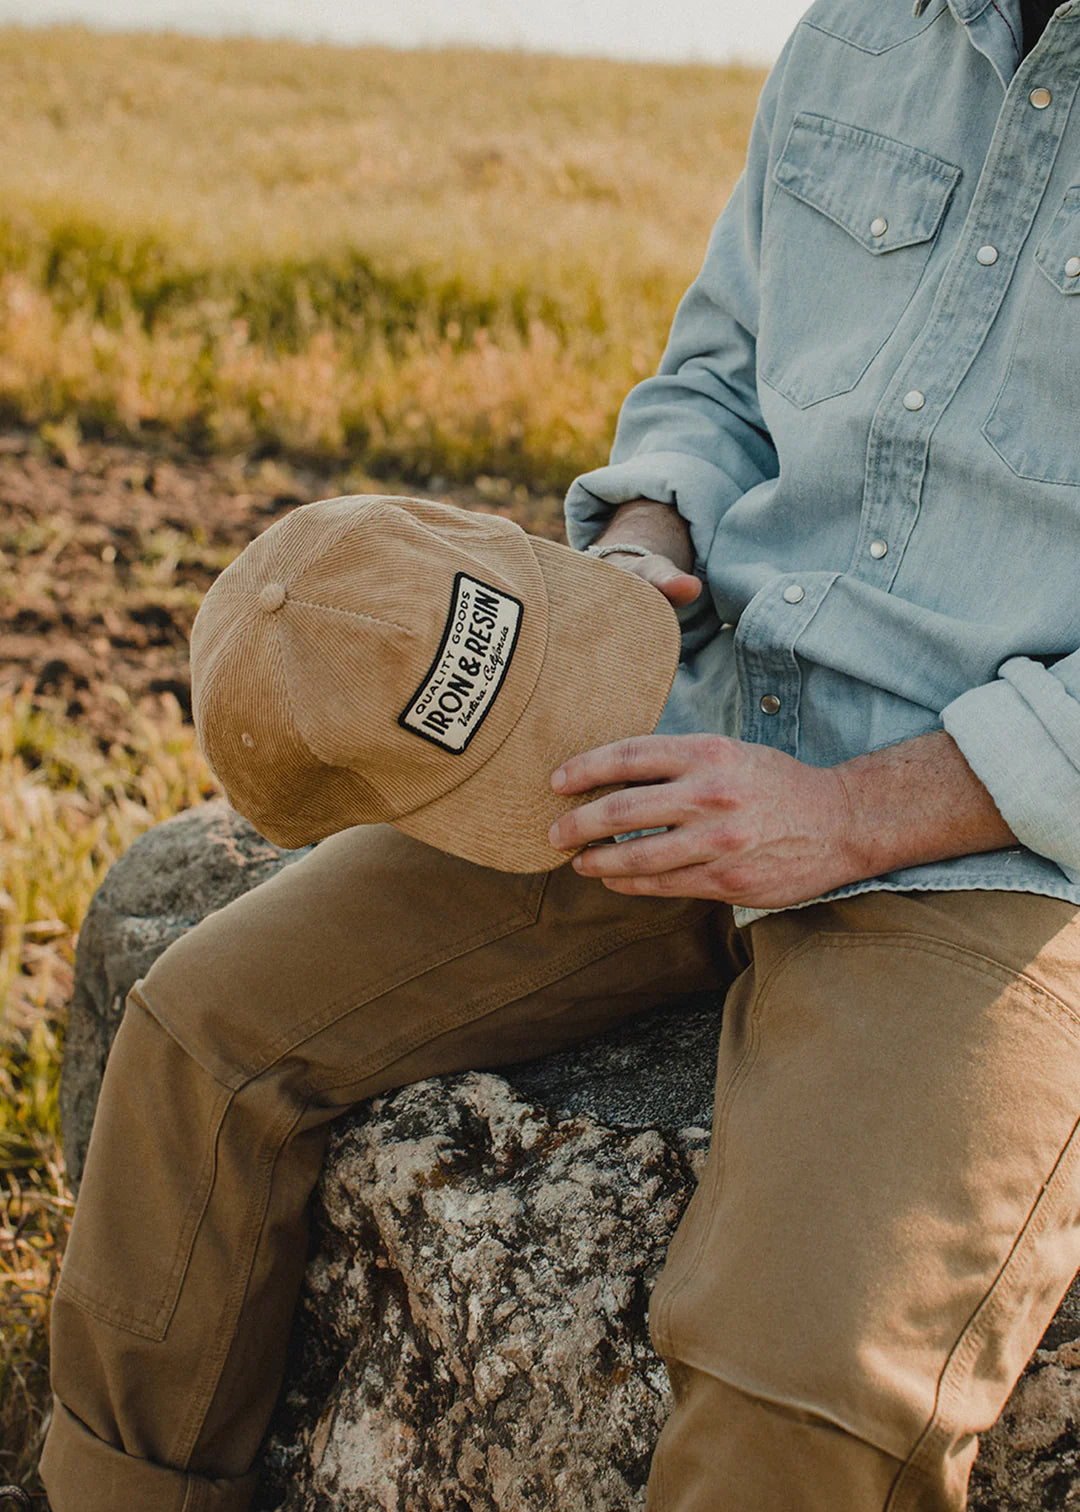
[191,496,549,846]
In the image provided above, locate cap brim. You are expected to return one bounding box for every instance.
[391,537,681,872]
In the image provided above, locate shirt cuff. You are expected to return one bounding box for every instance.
[563,452,739,554]
[941,656,1080,882]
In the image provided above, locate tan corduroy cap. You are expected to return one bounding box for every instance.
[189,494,680,872]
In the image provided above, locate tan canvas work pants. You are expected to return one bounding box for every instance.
[41,821,1080,1511]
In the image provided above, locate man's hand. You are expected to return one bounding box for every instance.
[548,735,856,908]
[589,497,702,608]
[548,730,1017,910]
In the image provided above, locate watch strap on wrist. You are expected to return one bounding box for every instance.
[584,542,653,560]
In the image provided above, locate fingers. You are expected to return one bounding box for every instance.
[550,735,695,807]
[605,551,703,607]
[549,780,686,850]
[571,827,712,878]
[598,863,721,898]
[641,563,702,606]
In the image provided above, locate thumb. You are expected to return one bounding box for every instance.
[639,556,703,607]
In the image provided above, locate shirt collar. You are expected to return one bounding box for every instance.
[912,0,998,22]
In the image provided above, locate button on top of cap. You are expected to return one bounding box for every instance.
[258,581,288,612]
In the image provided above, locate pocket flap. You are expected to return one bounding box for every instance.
[773,112,961,254]
[1035,187,1080,294]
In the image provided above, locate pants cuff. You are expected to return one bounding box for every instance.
[39,1400,260,1512]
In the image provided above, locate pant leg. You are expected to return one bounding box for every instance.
[645,887,1080,1512]
[41,821,738,1512]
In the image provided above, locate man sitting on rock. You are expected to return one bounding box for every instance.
[36,0,1080,1507]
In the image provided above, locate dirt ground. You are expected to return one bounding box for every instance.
[0,427,568,746]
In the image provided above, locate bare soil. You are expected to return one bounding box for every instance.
[0,428,567,746]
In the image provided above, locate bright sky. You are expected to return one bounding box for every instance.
[0,0,810,64]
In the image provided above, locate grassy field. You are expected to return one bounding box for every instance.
[0,27,763,489]
[0,28,762,1498]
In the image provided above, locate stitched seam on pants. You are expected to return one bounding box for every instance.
[649,926,1080,1450]
[306,900,718,1098]
[885,1107,1080,1510]
[648,932,825,1361]
[140,868,553,1087]
[809,928,1080,1032]
[654,1415,669,1512]
[170,1089,309,1467]
[660,1350,925,1462]
[128,989,247,1094]
[56,1077,235,1340]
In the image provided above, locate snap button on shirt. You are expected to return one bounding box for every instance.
[760,694,782,716]
[783,584,806,603]
[902,390,926,410]
[1030,87,1053,107]
[1066,256,1080,278]
[870,216,888,238]
[869,539,889,559]
[976,245,999,265]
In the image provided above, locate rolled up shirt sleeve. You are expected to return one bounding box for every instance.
[942,653,1080,882]
[563,43,790,562]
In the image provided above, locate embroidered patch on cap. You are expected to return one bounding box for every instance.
[400,573,523,753]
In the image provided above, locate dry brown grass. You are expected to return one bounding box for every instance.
[0,682,222,1491]
[0,28,763,487]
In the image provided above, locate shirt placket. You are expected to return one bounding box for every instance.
[735,573,838,751]
[734,6,1080,757]
[851,13,1079,596]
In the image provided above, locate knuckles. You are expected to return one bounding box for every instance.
[708,864,750,899]
[617,735,655,772]
[694,773,736,811]
[604,788,647,828]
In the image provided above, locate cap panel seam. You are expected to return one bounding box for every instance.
[266,597,383,808]
[267,519,322,780]
[279,595,414,638]
[404,509,534,559]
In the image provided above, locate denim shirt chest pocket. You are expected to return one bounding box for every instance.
[983,188,1080,487]
[758,112,961,409]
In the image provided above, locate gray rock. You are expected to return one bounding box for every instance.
[255,1072,707,1512]
[60,798,313,1186]
[59,800,1080,1509]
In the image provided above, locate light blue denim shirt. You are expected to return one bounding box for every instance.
[564,0,1080,927]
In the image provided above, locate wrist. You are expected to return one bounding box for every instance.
[584,542,653,561]
[831,731,1017,881]
[593,498,695,574]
